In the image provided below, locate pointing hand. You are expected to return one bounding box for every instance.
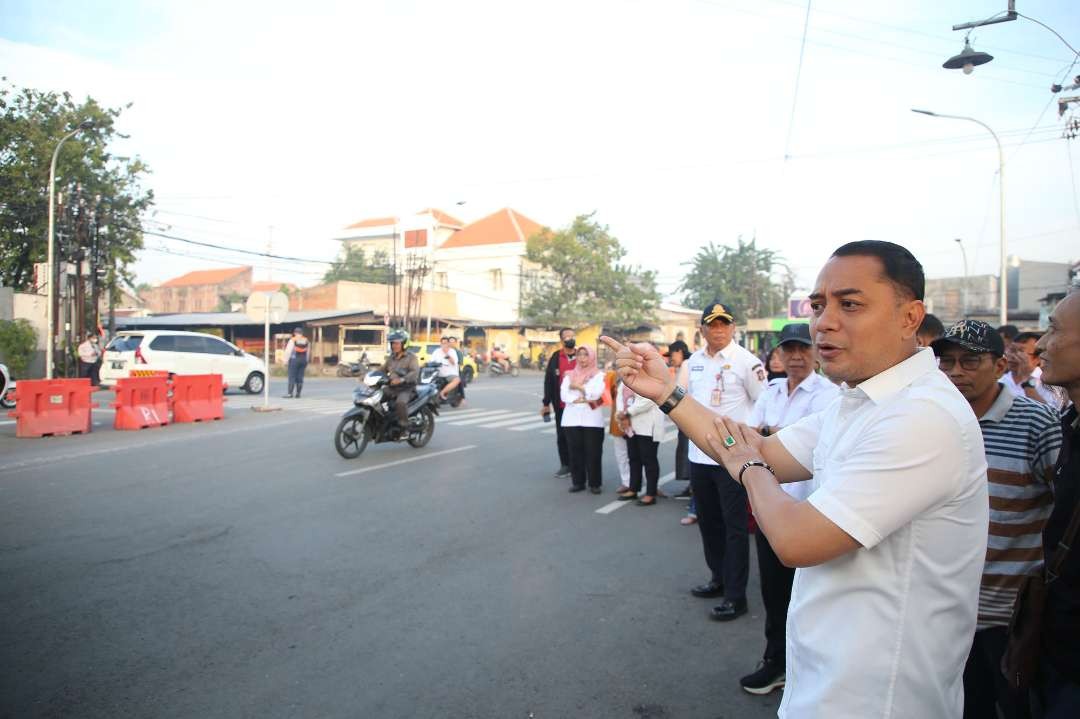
[599,336,675,403]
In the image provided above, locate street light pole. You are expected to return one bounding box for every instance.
[46,121,94,379]
[954,238,969,318]
[911,109,1006,326]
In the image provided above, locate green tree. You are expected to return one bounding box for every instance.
[322,245,395,284]
[0,78,153,291]
[0,318,38,377]
[678,237,795,319]
[521,213,659,330]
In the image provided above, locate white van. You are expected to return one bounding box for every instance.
[100,330,266,393]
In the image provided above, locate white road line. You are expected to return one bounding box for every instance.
[595,472,676,515]
[334,444,477,477]
[443,411,514,426]
[480,415,547,429]
[510,420,554,431]
[0,420,15,426]
[451,411,532,427]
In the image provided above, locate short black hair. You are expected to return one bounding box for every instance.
[918,313,945,340]
[668,339,690,359]
[997,324,1019,341]
[831,240,924,301]
[1014,331,1043,343]
[559,327,574,339]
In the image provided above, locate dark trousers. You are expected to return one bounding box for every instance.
[755,528,795,666]
[554,405,570,468]
[627,433,660,496]
[387,387,412,425]
[964,626,1029,719]
[690,461,749,601]
[1032,661,1080,719]
[565,426,603,489]
[287,360,307,396]
[675,431,690,481]
[78,360,100,387]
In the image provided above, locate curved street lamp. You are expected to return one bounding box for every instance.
[46,120,95,379]
[911,109,1006,326]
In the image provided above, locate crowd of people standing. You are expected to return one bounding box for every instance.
[539,240,1079,718]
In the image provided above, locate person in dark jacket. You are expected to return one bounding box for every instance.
[541,327,578,477]
[282,327,310,398]
[381,331,420,428]
[1031,290,1080,718]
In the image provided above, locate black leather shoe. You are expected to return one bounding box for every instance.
[568,485,586,493]
[589,487,602,495]
[554,466,571,478]
[690,581,724,598]
[710,598,748,622]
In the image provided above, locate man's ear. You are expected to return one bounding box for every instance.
[993,355,1008,380]
[900,299,926,342]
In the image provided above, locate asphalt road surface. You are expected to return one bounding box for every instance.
[1,372,782,719]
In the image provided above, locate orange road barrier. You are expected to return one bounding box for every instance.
[171,374,225,423]
[7,378,98,438]
[129,369,170,378]
[111,376,170,430]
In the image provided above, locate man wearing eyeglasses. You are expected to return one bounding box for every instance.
[933,320,1062,719]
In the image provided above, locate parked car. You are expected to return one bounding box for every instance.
[100,330,267,393]
[405,341,478,384]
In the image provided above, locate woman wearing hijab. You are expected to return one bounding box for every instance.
[560,345,607,494]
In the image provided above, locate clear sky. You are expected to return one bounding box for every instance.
[2,0,1078,299]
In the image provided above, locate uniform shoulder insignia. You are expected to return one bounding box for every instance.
[754,366,766,382]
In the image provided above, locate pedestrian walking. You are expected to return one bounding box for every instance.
[932,320,1061,719]
[541,328,578,478]
[560,345,606,494]
[603,240,989,718]
[739,322,838,696]
[1022,291,1080,718]
[282,327,310,398]
[77,333,101,387]
[678,300,766,621]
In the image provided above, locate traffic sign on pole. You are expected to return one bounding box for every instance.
[246,292,288,412]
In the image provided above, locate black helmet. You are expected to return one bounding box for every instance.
[388,330,408,346]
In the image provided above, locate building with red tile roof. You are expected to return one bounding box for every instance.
[142,266,253,314]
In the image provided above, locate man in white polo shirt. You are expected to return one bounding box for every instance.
[740,322,838,696]
[683,300,767,622]
[602,240,988,718]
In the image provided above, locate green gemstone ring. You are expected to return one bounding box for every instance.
[723,435,736,448]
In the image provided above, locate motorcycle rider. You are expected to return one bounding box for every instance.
[492,345,511,373]
[430,336,462,402]
[381,331,420,428]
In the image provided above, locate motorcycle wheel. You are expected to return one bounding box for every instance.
[449,393,463,408]
[510,366,519,377]
[407,407,435,448]
[334,415,370,459]
[336,365,351,377]
[488,365,498,377]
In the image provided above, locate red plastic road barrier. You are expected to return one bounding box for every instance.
[7,378,98,438]
[110,376,170,430]
[171,374,225,423]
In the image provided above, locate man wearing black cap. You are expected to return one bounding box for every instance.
[739,322,838,694]
[682,301,767,621]
[932,320,1061,719]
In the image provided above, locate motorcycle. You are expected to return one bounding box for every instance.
[419,361,465,408]
[488,358,519,378]
[518,353,532,370]
[536,351,548,373]
[0,363,14,410]
[333,369,439,459]
[336,352,369,377]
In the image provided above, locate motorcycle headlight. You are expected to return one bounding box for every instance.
[362,389,383,406]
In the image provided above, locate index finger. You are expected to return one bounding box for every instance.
[599,335,628,353]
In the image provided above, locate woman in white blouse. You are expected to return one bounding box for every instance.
[615,384,665,505]
[560,345,607,494]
